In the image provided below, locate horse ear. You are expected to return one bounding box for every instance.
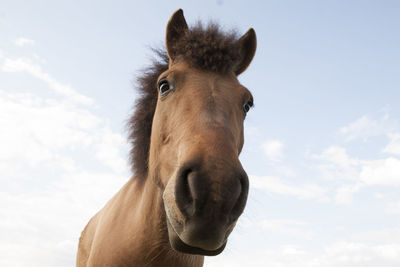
[166,9,189,61]
[235,28,257,75]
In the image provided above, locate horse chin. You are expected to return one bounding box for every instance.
[166,218,227,256]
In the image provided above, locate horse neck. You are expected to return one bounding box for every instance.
[128,175,204,267]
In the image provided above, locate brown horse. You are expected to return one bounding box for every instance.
[76,9,256,267]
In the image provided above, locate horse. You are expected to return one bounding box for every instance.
[76,9,257,267]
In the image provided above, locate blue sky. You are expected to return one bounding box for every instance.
[1,1,400,266]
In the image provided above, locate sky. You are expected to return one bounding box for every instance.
[1,0,400,266]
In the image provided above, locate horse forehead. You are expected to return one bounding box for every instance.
[184,76,240,127]
[185,70,239,98]
[171,61,238,90]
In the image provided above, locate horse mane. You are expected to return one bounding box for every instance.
[128,22,242,180]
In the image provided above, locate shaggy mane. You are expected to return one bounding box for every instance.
[128,23,243,179]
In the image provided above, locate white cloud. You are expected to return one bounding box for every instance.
[335,184,362,204]
[385,201,400,214]
[14,37,36,47]
[383,133,400,155]
[339,115,398,142]
[313,146,360,185]
[239,218,313,239]
[352,227,400,243]
[206,245,309,267]
[312,146,366,203]
[250,175,327,200]
[0,91,99,165]
[339,116,379,141]
[336,115,400,188]
[95,129,129,173]
[1,57,94,106]
[206,242,400,267]
[263,140,284,161]
[0,90,130,175]
[321,242,400,265]
[360,157,400,186]
[338,114,400,158]
[313,134,400,203]
[316,146,359,168]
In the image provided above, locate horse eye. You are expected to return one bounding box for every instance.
[243,100,253,113]
[158,80,172,96]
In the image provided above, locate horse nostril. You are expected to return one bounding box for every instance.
[230,172,249,222]
[174,165,249,222]
[175,168,195,217]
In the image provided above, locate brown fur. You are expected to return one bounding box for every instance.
[128,24,244,180]
[170,22,241,73]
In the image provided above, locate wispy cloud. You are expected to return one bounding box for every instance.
[14,37,36,47]
[360,157,400,186]
[239,218,313,239]
[334,184,362,204]
[383,133,400,155]
[206,241,400,267]
[321,242,400,266]
[1,57,94,106]
[339,114,399,142]
[352,227,400,243]
[385,201,400,215]
[0,91,98,165]
[315,146,359,168]
[250,175,327,200]
[313,114,400,204]
[314,148,400,203]
[262,140,284,162]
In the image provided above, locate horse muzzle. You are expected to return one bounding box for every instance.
[163,161,249,255]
